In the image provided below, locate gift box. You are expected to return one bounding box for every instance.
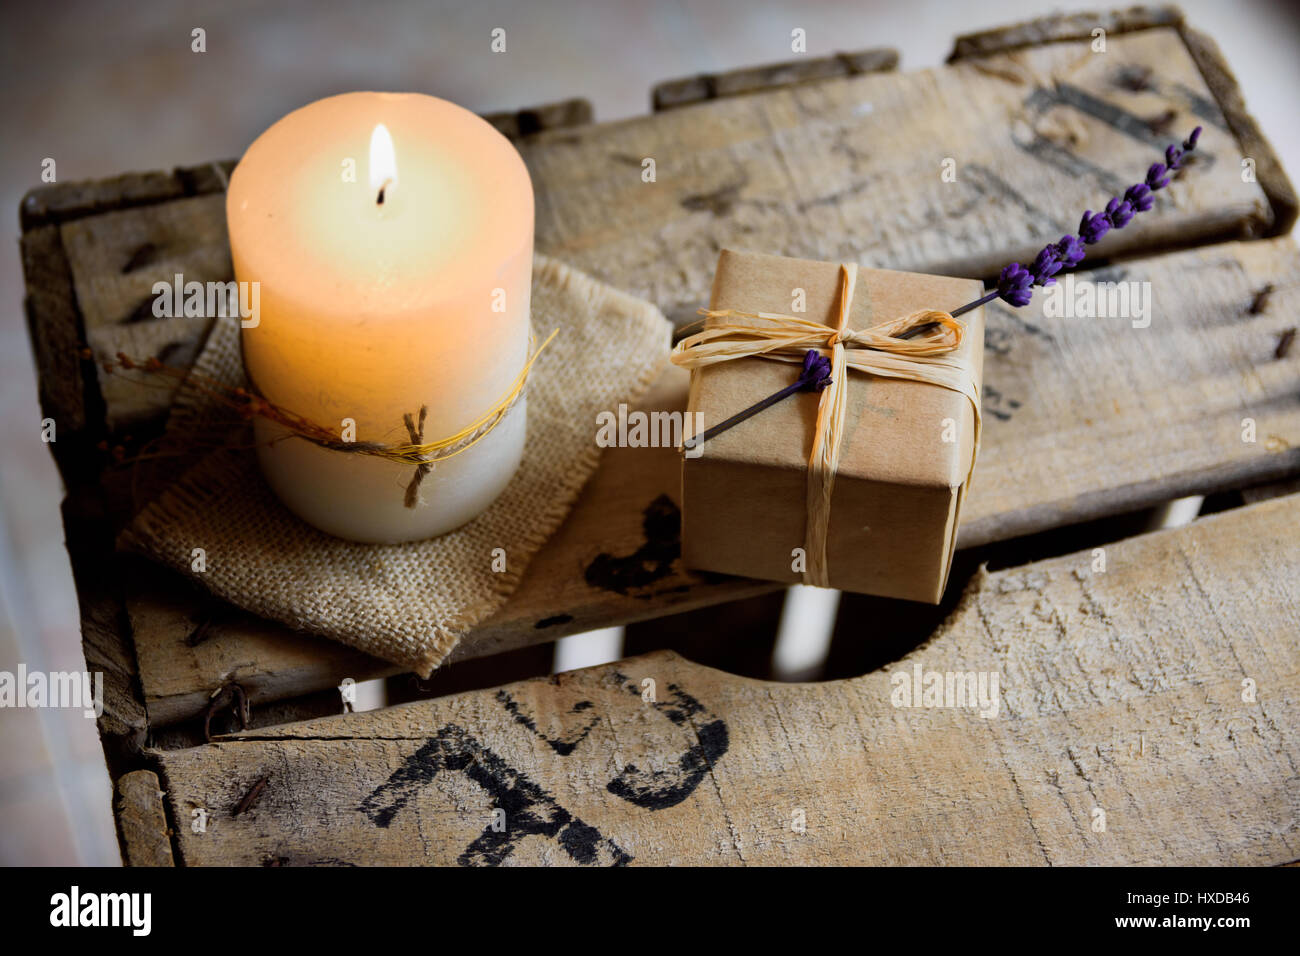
[679,249,985,603]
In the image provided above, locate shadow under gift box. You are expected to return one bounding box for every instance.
[681,249,986,603]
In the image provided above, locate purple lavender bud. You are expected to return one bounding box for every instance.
[1183,126,1202,151]
[1124,183,1154,213]
[1030,245,1063,286]
[1054,234,1086,268]
[1165,144,1184,170]
[1079,210,1111,244]
[1105,196,1136,229]
[797,349,832,391]
[1146,162,1170,190]
[997,263,1034,307]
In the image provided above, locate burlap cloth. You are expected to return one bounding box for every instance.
[118,255,671,676]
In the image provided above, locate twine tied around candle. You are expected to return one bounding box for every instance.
[99,327,557,510]
[670,264,982,587]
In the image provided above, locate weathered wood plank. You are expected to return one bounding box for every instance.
[947,9,1297,237]
[128,235,1300,726]
[114,770,175,867]
[652,47,898,111]
[483,97,593,140]
[59,194,230,429]
[1177,25,1298,236]
[524,27,1273,319]
[21,224,88,438]
[947,5,1184,61]
[958,237,1300,546]
[153,492,1300,865]
[20,171,186,232]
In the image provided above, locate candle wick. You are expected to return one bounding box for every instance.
[376,178,392,205]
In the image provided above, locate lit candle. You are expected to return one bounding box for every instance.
[226,92,534,542]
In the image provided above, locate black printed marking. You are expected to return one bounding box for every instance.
[982,384,1023,423]
[583,494,680,595]
[604,674,730,810]
[1007,126,1132,200]
[123,294,162,324]
[121,241,159,273]
[964,164,1072,237]
[496,690,600,756]
[1027,84,1170,150]
[681,174,750,217]
[987,300,1053,342]
[1017,84,1217,188]
[358,723,631,867]
[1171,83,1231,131]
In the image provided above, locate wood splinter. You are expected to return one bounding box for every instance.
[233,776,269,817]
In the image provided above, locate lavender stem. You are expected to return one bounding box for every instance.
[685,348,832,450]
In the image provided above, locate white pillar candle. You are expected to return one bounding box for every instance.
[226,92,534,543]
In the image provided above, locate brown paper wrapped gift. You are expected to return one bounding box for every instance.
[677,249,985,603]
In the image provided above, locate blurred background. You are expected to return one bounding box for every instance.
[2,0,1297,865]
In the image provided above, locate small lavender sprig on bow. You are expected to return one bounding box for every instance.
[950,126,1202,319]
[684,349,831,451]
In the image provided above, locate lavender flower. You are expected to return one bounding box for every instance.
[1054,234,1086,268]
[1105,196,1136,229]
[997,263,1034,307]
[970,127,1202,314]
[1145,162,1170,190]
[1030,246,1063,286]
[799,349,832,391]
[1124,183,1153,213]
[1079,209,1112,244]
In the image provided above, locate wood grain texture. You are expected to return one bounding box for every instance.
[653,47,898,111]
[21,224,88,437]
[1178,25,1298,236]
[524,28,1271,320]
[946,8,1296,238]
[128,235,1300,727]
[152,492,1300,866]
[958,237,1300,546]
[483,97,594,140]
[20,171,186,232]
[114,770,175,867]
[60,194,230,429]
[946,5,1184,61]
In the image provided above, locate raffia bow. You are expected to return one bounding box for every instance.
[671,262,982,587]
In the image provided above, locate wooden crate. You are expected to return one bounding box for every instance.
[21,7,1300,865]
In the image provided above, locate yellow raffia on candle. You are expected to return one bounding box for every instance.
[92,326,556,473]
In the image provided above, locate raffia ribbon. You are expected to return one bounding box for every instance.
[671,263,982,587]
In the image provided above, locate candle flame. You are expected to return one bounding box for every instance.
[369,123,397,204]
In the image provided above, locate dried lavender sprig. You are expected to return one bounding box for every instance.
[684,348,831,449]
[976,127,1202,313]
